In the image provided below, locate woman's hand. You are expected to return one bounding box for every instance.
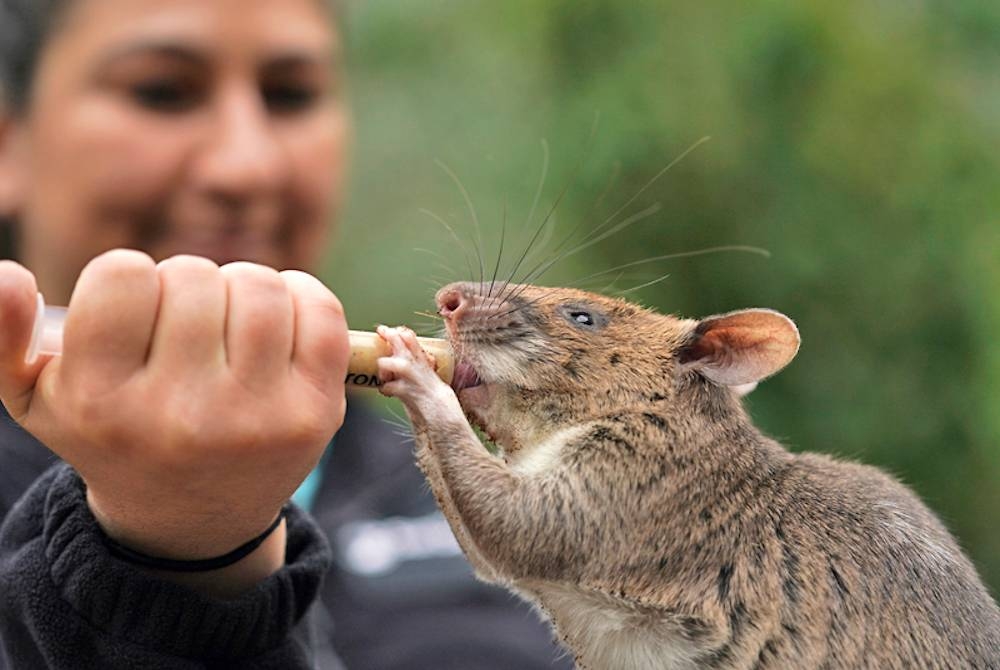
[0,250,348,590]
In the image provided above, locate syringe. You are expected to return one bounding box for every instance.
[26,293,455,389]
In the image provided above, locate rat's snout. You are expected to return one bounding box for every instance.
[436,284,473,321]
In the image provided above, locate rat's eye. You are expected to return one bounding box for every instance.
[560,305,607,330]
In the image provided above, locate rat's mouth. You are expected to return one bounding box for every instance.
[451,360,483,392]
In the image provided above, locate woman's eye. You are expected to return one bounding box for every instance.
[130,80,199,112]
[264,85,320,113]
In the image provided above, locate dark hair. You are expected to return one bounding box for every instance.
[0,0,69,113]
[1,0,69,259]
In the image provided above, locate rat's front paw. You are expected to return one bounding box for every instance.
[377,326,459,421]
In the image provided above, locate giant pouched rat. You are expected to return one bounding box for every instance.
[375,281,1000,669]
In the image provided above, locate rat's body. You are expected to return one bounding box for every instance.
[377,282,1000,669]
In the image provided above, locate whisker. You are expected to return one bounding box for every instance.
[595,271,627,295]
[424,273,453,292]
[419,208,476,281]
[487,198,507,301]
[415,250,458,286]
[513,136,710,297]
[380,408,413,434]
[573,272,652,293]
[497,175,574,306]
[497,115,601,307]
[430,268,454,282]
[580,136,710,250]
[488,286,567,322]
[574,245,771,286]
[615,273,673,296]
[500,139,550,305]
[524,139,550,234]
[504,202,663,307]
[415,246,455,269]
[435,160,486,295]
[486,142,549,311]
[412,324,443,338]
[491,246,768,322]
[592,160,622,213]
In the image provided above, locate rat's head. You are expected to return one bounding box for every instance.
[436,281,799,447]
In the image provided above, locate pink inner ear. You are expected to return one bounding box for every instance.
[681,309,800,386]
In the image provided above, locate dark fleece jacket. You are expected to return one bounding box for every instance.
[0,463,334,669]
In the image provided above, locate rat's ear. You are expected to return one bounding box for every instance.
[677,309,800,386]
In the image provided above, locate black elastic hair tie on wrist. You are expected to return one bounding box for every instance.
[102,507,287,573]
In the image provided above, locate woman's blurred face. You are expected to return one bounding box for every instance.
[0,0,349,303]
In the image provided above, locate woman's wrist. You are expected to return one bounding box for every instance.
[86,488,288,598]
[144,520,288,599]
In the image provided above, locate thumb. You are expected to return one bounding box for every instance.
[0,260,47,422]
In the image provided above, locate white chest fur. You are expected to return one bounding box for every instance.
[503,426,706,668]
[515,581,701,670]
[507,425,590,476]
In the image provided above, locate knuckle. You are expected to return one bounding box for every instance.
[311,292,346,326]
[289,404,339,448]
[156,254,220,279]
[82,249,156,285]
[281,271,345,319]
[159,394,210,452]
[62,386,134,446]
[221,261,283,287]
[224,264,290,323]
[0,259,35,287]
[67,389,110,428]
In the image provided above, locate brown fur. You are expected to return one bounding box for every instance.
[378,281,1000,669]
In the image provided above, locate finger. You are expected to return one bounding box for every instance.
[220,262,293,387]
[61,249,159,386]
[376,325,408,358]
[378,379,406,398]
[0,260,45,417]
[148,255,226,371]
[377,356,409,379]
[280,270,348,392]
[397,327,434,366]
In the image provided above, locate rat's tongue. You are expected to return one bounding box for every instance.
[451,361,482,391]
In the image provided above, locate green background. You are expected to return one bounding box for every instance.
[326,0,1000,596]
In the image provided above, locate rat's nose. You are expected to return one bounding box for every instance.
[436,284,471,320]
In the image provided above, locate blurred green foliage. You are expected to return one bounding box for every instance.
[326,0,1000,595]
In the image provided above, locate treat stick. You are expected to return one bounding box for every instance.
[25,293,454,389]
[346,329,453,388]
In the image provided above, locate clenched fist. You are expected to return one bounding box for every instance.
[0,250,348,580]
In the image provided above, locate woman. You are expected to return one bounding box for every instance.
[0,0,567,667]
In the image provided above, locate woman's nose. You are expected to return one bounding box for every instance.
[193,85,287,201]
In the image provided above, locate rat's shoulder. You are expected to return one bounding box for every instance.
[784,450,929,513]
[779,450,967,561]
